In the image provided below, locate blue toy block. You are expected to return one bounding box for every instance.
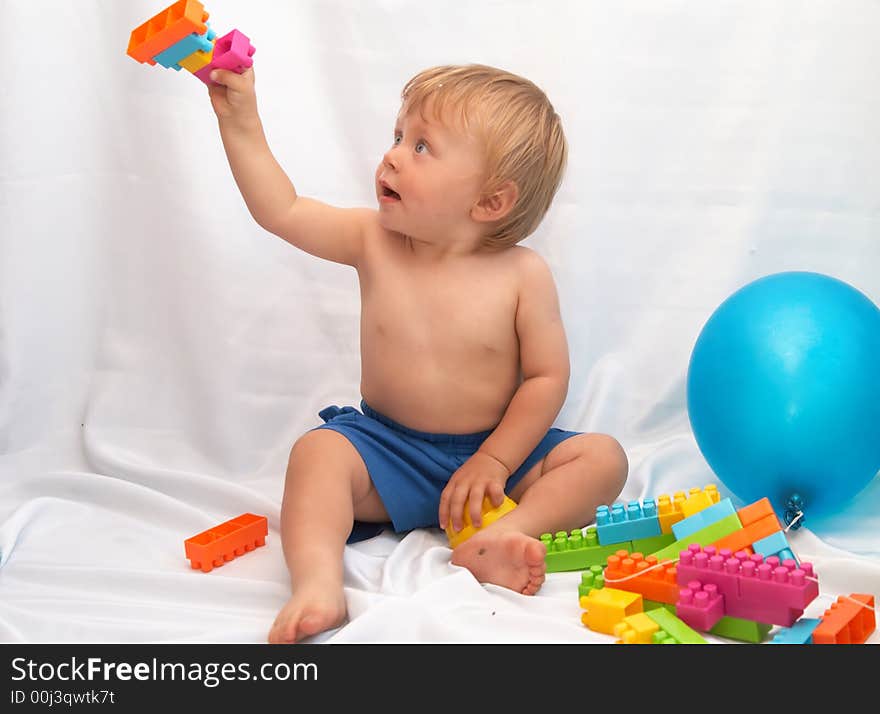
[753,530,798,565]
[153,23,217,70]
[596,499,662,545]
[768,617,821,644]
[671,497,736,540]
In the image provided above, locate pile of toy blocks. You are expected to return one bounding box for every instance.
[541,485,876,644]
[126,0,255,86]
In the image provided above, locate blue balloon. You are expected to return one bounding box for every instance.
[687,271,880,519]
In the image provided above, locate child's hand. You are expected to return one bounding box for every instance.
[208,67,260,130]
[439,451,510,534]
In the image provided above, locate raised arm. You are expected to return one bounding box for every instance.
[209,67,370,267]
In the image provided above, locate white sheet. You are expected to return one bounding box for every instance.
[1,0,878,644]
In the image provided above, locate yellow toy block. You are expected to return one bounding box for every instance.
[179,45,214,73]
[446,495,517,549]
[614,612,660,644]
[679,484,720,518]
[580,587,643,635]
[656,492,686,534]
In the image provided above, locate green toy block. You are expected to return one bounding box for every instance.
[631,532,676,554]
[541,526,631,573]
[650,513,743,562]
[651,629,680,644]
[578,565,606,598]
[709,616,772,644]
[643,599,675,614]
[645,608,709,644]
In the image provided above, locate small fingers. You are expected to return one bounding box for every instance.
[468,488,487,529]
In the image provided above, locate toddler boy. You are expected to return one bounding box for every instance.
[208,63,628,643]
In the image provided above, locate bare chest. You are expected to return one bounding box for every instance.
[361,248,519,358]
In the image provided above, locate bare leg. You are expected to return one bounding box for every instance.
[451,433,628,594]
[268,429,387,644]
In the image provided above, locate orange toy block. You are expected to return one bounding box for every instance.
[656,492,686,534]
[604,550,680,604]
[736,497,775,526]
[184,513,268,573]
[712,502,781,553]
[812,594,875,644]
[127,0,210,66]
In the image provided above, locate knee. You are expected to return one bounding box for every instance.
[580,433,628,500]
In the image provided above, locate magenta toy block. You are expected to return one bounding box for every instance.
[676,581,724,631]
[194,29,255,85]
[676,545,818,627]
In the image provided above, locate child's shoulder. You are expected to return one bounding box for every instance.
[502,245,558,289]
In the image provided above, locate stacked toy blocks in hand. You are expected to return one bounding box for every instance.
[126,0,255,86]
[184,513,268,573]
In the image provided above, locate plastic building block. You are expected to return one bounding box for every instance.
[184,513,268,573]
[812,594,875,644]
[655,492,687,534]
[179,45,214,73]
[446,495,517,549]
[752,530,797,565]
[676,581,724,631]
[712,502,781,554]
[651,512,743,562]
[737,497,775,526]
[644,607,708,644]
[153,23,216,69]
[604,550,680,604]
[614,612,660,644]
[679,485,720,518]
[595,499,662,545]
[580,587,643,635]
[579,565,606,598]
[127,0,210,65]
[676,545,818,627]
[769,618,821,644]
[672,498,737,540]
[651,629,681,644]
[644,599,676,614]
[194,29,256,86]
[709,615,772,643]
[542,526,630,572]
[631,532,675,554]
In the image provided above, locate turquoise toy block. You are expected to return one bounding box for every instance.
[595,498,662,545]
[671,498,736,540]
[153,23,217,70]
[753,530,798,565]
[769,618,821,644]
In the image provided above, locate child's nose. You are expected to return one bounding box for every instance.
[382,146,400,170]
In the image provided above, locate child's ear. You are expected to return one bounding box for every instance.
[472,180,519,223]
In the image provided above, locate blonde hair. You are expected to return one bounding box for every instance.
[401,64,568,250]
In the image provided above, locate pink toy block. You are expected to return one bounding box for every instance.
[194,29,255,85]
[676,581,724,631]
[676,544,818,627]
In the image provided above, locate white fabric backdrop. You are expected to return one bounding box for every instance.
[1,0,878,643]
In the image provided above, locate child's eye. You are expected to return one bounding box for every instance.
[415,141,428,154]
[393,134,402,146]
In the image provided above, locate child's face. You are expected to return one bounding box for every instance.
[375,103,487,242]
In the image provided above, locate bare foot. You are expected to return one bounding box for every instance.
[450,528,547,595]
[267,577,347,643]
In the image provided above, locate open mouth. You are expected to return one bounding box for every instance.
[381,185,401,200]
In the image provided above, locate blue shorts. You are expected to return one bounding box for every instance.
[312,400,582,543]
